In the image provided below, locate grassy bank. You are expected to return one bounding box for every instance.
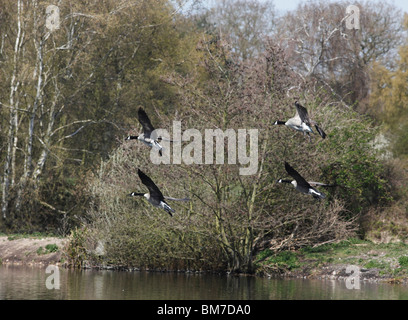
[255,238,408,283]
[2,232,408,285]
[61,229,408,285]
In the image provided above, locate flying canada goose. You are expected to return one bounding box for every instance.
[129,169,190,216]
[274,101,326,139]
[277,162,327,199]
[125,107,164,156]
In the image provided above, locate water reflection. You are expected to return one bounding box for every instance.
[1,265,408,300]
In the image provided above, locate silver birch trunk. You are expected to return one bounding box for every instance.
[15,16,44,212]
[2,0,23,219]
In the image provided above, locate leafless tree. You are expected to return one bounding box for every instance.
[275,0,404,108]
[86,39,360,273]
[206,0,276,60]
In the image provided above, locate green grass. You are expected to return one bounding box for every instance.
[36,244,59,255]
[255,238,408,278]
[398,256,408,268]
[267,251,300,270]
[364,260,388,269]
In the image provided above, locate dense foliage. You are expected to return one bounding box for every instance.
[0,0,406,272]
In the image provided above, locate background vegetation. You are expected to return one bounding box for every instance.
[1,0,407,273]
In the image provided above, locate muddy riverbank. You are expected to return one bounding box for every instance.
[0,236,65,266]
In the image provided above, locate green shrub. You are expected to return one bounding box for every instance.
[36,244,58,255]
[62,227,89,268]
[398,256,408,267]
[45,243,59,253]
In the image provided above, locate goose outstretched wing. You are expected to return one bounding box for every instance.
[284,162,312,189]
[138,108,156,137]
[294,101,311,125]
[138,169,165,201]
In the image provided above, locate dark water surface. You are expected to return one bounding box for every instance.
[1,264,408,300]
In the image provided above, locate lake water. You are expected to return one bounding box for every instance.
[1,264,408,300]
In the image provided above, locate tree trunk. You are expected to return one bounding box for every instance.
[15,17,45,213]
[2,0,23,219]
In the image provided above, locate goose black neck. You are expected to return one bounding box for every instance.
[125,135,139,140]
[279,179,292,184]
[129,192,144,197]
[275,121,286,125]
